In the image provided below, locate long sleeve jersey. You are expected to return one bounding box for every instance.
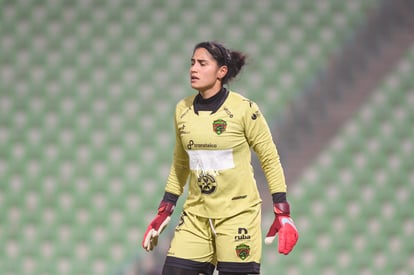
[165,90,286,218]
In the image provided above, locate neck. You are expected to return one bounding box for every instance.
[193,87,228,115]
[198,84,223,99]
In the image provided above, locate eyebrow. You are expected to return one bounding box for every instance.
[191,58,208,62]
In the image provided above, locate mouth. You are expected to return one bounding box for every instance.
[191,76,199,82]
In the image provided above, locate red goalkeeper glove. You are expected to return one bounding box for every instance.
[142,201,175,252]
[265,202,299,255]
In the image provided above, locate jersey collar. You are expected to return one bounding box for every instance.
[193,88,229,115]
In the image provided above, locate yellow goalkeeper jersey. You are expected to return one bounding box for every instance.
[165,91,286,219]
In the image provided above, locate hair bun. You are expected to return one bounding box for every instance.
[193,41,247,85]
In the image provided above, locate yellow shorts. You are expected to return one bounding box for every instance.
[164,203,261,274]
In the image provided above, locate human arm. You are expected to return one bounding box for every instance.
[244,101,298,254]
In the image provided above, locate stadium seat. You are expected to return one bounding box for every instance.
[2,0,407,274]
[262,45,414,274]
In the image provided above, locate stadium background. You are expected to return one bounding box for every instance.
[1,0,413,274]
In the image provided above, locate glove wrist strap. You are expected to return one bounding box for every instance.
[162,191,179,205]
[274,202,290,215]
[158,201,175,215]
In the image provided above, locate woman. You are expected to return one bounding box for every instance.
[142,41,298,275]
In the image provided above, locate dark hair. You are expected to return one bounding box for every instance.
[193,41,247,85]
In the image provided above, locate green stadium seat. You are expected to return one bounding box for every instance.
[265,45,414,274]
[2,0,409,273]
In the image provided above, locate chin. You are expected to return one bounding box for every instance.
[191,84,202,90]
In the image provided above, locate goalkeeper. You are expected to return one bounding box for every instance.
[142,41,298,275]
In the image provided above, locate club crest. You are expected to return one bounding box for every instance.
[235,244,250,260]
[213,119,227,135]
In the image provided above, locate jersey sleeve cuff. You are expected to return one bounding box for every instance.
[162,191,180,205]
[272,192,287,203]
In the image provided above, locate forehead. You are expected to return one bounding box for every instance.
[192,47,215,61]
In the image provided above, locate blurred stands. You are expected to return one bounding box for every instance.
[261,44,414,275]
[274,0,414,184]
[1,0,413,274]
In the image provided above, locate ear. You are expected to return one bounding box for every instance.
[217,65,228,80]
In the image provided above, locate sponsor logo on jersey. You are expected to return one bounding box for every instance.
[243,99,253,107]
[180,107,191,119]
[187,140,218,150]
[251,110,260,120]
[178,124,190,135]
[231,195,247,200]
[223,107,234,118]
[235,243,250,260]
[213,119,227,135]
[235,228,251,241]
[197,173,217,194]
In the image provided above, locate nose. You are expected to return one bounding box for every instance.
[190,65,197,74]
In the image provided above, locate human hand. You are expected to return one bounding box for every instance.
[265,202,299,255]
[142,201,175,251]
